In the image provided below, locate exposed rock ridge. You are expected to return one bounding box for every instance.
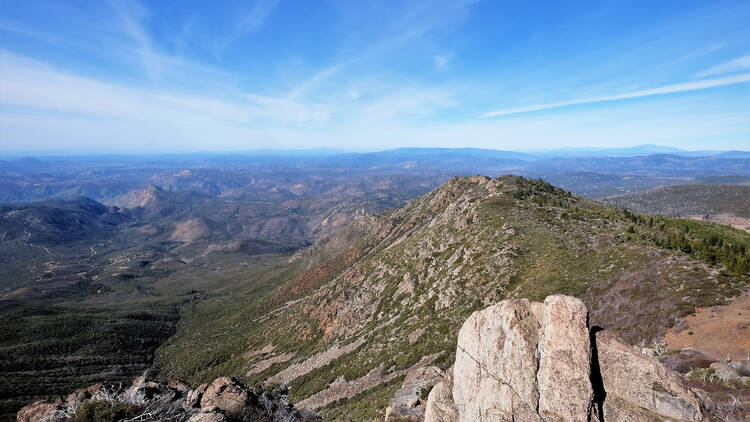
[425,295,712,422]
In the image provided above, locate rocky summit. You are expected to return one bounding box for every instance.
[424,295,710,422]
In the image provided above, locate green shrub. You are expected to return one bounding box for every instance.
[688,368,718,383]
[419,385,433,401]
[70,400,142,422]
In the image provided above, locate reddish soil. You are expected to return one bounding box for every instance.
[664,291,750,361]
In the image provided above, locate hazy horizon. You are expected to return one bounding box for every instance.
[2,143,749,158]
[1,1,749,152]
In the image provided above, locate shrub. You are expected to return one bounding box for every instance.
[647,339,667,357]
[70,400,142,422]
[687,368,718,383]
[419,385,433,401]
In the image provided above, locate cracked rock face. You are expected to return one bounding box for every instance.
[537,295,594,421]
[453,298,543,421]
[426,295,709,422]
[595,330,706,421]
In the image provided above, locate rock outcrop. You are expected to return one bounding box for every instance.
[425,295,711,422]
[17,375,305,422]
[385,365,444,420]
[595,330,707,421]
[424,369,459,422]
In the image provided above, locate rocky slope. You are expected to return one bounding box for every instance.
[154,176,749,420]
[17,375,305,422]
[23,295,745,421]
[424,295,711,421]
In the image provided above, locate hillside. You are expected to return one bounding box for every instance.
[0,197,129,245]
[610,184,750,231]
[154,175,750,420]
[20,295,740,421]
[0,174,429,420]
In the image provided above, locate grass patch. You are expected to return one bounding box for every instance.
[318,376,405,421]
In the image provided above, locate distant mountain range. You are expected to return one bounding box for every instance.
[2,146,749,205]
[524,144,750,158]
[2,144,748,160]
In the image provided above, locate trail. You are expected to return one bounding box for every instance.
[23,228,52,256]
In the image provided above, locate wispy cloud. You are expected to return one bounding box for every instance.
[483,73,750,117]
[212,0,280,56]
[283,2,476,102]
[0,51,324,125]
[433,54,451,70]
[2,0,748,151]
[110,0,163,78]
[237,0,281,33]
[697,54,750,77]
[672,43,726,64]
[245,94,332,123]
[355,87,455,122]
[287,64,348,100]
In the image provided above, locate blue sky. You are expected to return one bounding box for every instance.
[0,0,749,152]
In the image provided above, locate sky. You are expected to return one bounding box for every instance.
[0,0,749,153]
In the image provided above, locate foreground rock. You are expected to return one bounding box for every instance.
[425,295,712,422]
[385,365,444,420]
[423,369,458,422]
[17,375,306,422]
[596,330,706,421]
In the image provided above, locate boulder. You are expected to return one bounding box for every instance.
[596,330,706,421]
[424,295,712,422]
[424,369,458,422]
[185,383,209,409]
[65,383,102,407]
[537,295,594,421]
[16,375,303,422]
[169,380,192,394]
[187,410,228,422]
[16,399,61,422]
[452,298,543,421]
[199,377,249,418]
[386,365,443,420]
[123,375,171,402]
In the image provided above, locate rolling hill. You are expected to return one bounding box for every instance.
[610,184,750,231]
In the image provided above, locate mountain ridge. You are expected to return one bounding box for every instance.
[153,175,749,420]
